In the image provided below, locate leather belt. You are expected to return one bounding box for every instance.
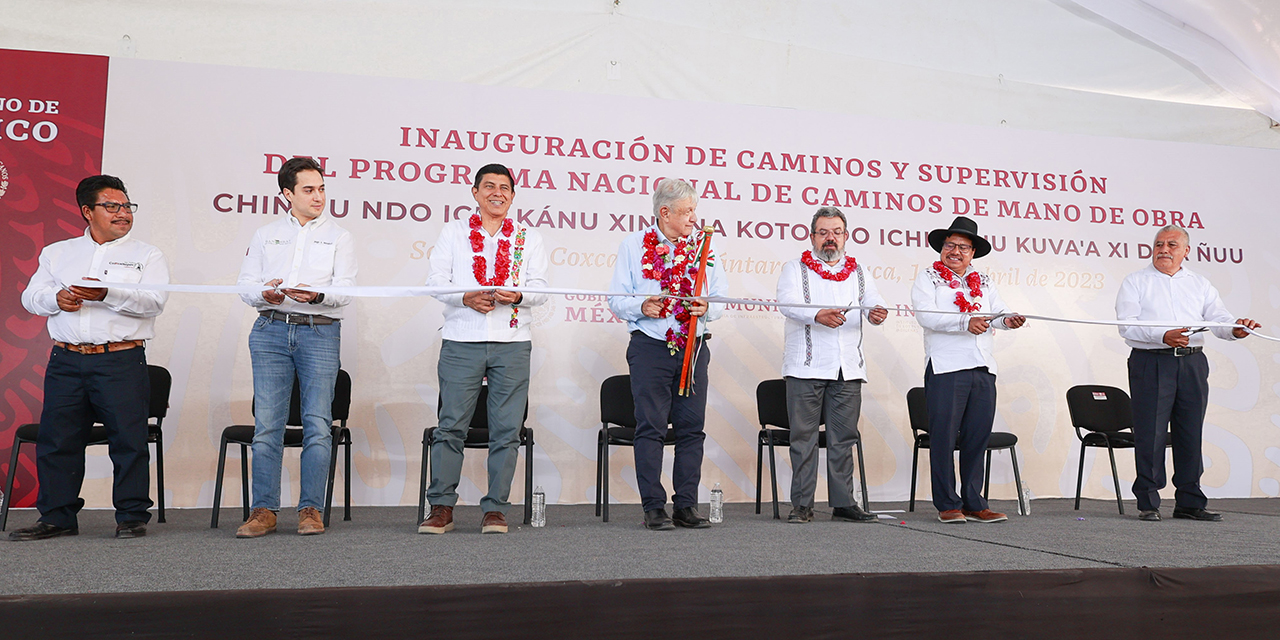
[1142,346,1202,357]
[55,340,145,355]
[259,310,337,325]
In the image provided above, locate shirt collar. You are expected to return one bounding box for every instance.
[289,213,326,230]
[82,227,132,247]
[1146,263,1190,279]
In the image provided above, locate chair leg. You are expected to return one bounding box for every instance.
[1,439,24,532]
[240,444,251,522]
[418,431,430,525]
[1009,447,1024,514]
[1075,443,1087,510]
[344,431,352,521]
[211,437,229,529]
[523,430,534,526]
[602,441,611,523]
[154,429,166,524]
[755,435,764,515]
[1107,444,1124,515]
[595,429,604,517]
[323,428,340,528]
[856,437,870,512]
[983,450,993,500]
[767,436,780,520]
[909,444,919,512]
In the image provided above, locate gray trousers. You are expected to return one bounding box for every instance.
[427,340,531,515]
[785,375,862,509]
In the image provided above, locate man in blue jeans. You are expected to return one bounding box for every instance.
[235,157,357,537]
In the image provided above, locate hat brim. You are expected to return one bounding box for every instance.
[928,228,992,259]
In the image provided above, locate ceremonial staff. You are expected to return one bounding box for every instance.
[678,226,715,396]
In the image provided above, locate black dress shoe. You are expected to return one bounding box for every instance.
[115,521,148,538]
[644,509,674,531]
[832,505,877,522]
[1172,507,1222,522]
[672,507,711,529]
[1138,510,1161,522]
[787,506,814,524]
[8,522,78,541]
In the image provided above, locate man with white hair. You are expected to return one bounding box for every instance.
[1116,225,1260,523]
[608,178,728,531]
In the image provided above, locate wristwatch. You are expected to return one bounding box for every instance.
[308,293,326,305]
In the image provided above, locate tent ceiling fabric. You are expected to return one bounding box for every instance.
[1070,0,1280,124]
[1,0,1277,146]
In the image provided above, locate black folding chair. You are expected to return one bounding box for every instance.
[595,374,675,523]
[210,369,352,528]
[417,384,534,526]
[1066,384,1171,515]
[2,364,172,531]
[906,386,1024,512]
[754,379,870,519]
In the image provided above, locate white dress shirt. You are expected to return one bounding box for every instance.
[237,214,357,318]
[22,229,169,344]
[428,216,549,343]
[911,264,1013,375]
[608,225,728,342]
[776,255,886,381]
[1115,264,1238,350]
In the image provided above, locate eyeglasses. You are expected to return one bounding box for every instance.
[814,229,846,239]
[942,242,973,253]
[93,202,139,214]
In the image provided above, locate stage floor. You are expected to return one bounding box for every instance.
[1,497,1278,595]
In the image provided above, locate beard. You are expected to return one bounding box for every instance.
[817,244,843,262]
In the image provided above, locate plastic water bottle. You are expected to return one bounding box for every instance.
[709,482,724,524]
[1018,484,1031,516]
[531,486,546,527]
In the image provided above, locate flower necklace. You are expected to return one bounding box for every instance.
[469,214,527,328]
[800,251,857,281]
[933,261,982,312]
[641,228,702,354]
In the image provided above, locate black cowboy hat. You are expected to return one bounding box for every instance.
[928,216,991,259]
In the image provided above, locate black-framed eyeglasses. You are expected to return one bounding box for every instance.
[93,202,139,214]
[942,241,973,253]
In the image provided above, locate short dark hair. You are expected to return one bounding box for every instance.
[278,157,324,193]
[472,163,515,191]
[76,175,128,211]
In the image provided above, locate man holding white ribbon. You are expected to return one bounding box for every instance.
[775,207,886,524]
[1116,224,1260,523]
[419,164,548,535]
[12,175,168,541]
[235,157,357,538]
[911,216,1025,524]
[608,178,728,531]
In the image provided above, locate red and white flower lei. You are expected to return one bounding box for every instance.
[469,214,527,328]
[801,250,857,281]
[641,228,705,354]
[933,261,983,313]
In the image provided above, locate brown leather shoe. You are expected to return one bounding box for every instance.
[938,509,966,524]
[418,505,454,534]
[962,508,1008,523]
[298,507,325,535]
[236,507,278,538]
[481,511,508,534]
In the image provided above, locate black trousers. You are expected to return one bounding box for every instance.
[1128,349,1210,512]
[626,332,710,512]
[924,362,995,513]
[35,345,152,528]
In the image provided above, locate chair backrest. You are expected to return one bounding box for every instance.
[251,368,351,426]
[436,383,529,429]
[147,365,171,420]
[756,378,831,429]
[1065,385,1131,434]
[906,387,929,435]
[600,374,636,428]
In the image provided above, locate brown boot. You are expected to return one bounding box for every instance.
[298,507,325,535]
[482,511,508,534]
[236,508,277,538]
[418,505,455,534]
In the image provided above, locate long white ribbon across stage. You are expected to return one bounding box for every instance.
[79,281,1278,342]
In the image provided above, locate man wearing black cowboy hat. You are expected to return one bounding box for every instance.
[910,216,1026,524]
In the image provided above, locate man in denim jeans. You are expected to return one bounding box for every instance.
[234,157,357,537]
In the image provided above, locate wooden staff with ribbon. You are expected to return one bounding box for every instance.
[678,226,715,397]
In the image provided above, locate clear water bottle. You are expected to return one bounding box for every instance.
[709,482,723,524]
[531,486,546,527]
[1017,484,1031,516]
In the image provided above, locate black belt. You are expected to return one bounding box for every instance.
[259,310,338,325]
[1141,346,1202,357]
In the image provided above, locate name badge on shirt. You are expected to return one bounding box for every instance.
[266,239,291,246]
[107,260,143,272]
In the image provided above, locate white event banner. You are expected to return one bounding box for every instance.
[95,57,1280,510]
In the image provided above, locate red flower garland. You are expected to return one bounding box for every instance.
[641,229,700,354]
[471,214,515,287]
[933,261,983,312]
[800,251,857,281]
